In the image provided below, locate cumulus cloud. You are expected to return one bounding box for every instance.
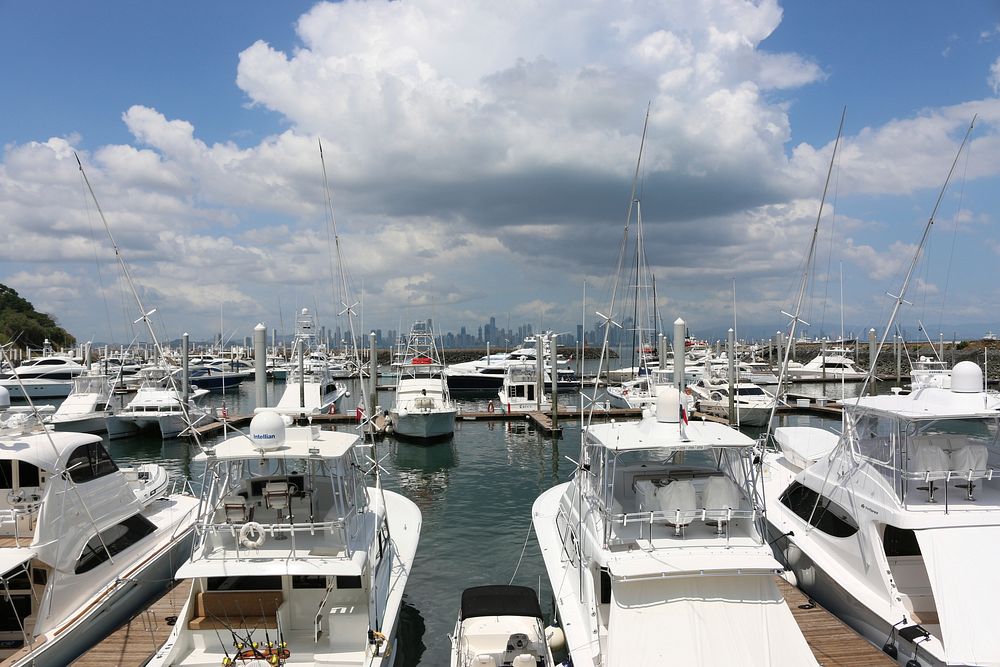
[990,56,1000,95]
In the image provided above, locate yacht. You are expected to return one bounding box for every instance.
[389,322,457,440]
[761,360,1000,666]
[276,309,349,415]
[106,384,209,440]
[444,333,577,392]
[787,348,868,381]
[689,375,778,427]
[533,387,817,666]
[0,387,199,666]
[497,363,552,414]
[0,344,87,399]
[145,409,422,667]
[43,373,115,433]
[450,585,556,667]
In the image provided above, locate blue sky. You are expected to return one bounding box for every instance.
[2,0,1000,347]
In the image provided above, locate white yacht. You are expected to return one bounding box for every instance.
[787,348,868,381]
[450,585,556,667]
[761,360,1000,666]
[0,388,199,666]
[43,373,114,433]
[106,384,209,440]
[533,388,817,666]
[276,309,349,415]
[689,374,778,427]
[0,345,87,399]
[389,322,457,440]
[497,363,552,414]
[444,333,576,392]
[146,409,422,667]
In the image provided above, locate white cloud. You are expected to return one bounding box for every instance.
[990,56,1000,95]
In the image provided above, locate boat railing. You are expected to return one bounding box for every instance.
[195,518,349,559]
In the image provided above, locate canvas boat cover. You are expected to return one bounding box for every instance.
[916,526,1000,666]
[606,574,817,666]
[460,585,543,621]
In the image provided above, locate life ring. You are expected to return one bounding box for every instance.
[239,521,266,549]
[329,402,337,415]
[487,401,495,414]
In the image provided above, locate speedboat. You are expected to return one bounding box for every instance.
[145,409,422,667]
[761,360,1000,666]
[389,321,457,440]
[533,387,817,666]
[497,363,551,414]
[450,585,557,667]
[0,387,198,666]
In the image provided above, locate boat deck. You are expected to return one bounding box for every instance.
[70,579,192,666]
[776,577,894,666]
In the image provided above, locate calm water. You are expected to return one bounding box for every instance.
[69,374,843,665]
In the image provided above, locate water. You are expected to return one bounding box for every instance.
[45,374,844,665]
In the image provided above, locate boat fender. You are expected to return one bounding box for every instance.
[239,521,266,549]
[783,543,802,567]
[328,402,336,415]
[779,569,798,588]
[797,565,816,588]
[545,625,566,652]
[487,401,495,413]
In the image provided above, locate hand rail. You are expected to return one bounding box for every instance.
[314,578,336,642]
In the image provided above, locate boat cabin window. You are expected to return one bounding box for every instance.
[66,442,118,483]
[736,386,766,397]
[851,412,895,465]
[75,514,157,574]
[208,575,282,591]
[0,461,41,489]
[292,575,326,589]
[779,481,858,538]
[599,568,611,604]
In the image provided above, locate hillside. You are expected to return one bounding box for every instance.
[0,284,75,349]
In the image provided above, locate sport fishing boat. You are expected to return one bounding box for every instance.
[145,409,422,667]
[276,309,348,415]
[761,360,1000,666]
[388,321,457,440]
[497,363,552,414]
[449,585,557,667]
[688,374,778,427]
[106,383,209,440]
[444,333,576,392]
[533,387,817,666]
[42,373,115,433]
[0,387,198,666]
[786,348,868,381]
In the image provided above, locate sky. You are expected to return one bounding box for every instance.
[2,0,1000,347]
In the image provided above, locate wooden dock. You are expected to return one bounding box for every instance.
[71,579,192,666]
[776,577,894,666]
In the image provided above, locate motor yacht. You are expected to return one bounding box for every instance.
[0,387,198,666]
[444,333,576,392]
[388,321,457,440]
[689,374,778,427]
[497,363,552,414]
[106,384,210,440]
[533,388,817,665]
[43,373,115,433]
[450,585,556,667]
[276,309,348,416]
[761,360,1000,666]
[0,343,87,399]
[145,409,422,667]
[787,348,868,381]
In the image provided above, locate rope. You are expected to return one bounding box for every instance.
[509,519,534,585]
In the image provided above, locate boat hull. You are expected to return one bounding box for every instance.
[48,412,110,434]
[106,413,188,440]
[0,379,73,398]
[391,409,457,439]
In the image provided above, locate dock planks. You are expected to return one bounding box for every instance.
[71,579,192,667]
[776,577,894,666]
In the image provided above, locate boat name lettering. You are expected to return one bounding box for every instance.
[859,503,878,516]
[254,433,276,440]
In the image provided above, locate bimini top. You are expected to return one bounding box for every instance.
[460,585,543,621]
[848,363,1000,420]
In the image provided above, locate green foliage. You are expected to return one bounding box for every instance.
[0,284,75,349]
[956,340,969,350]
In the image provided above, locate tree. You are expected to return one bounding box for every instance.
[0,284,75,349]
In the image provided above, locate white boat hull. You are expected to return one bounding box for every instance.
[0,379,73,398]
[391,408,456,439]
[106,413,188,439]
[48,412,109,434]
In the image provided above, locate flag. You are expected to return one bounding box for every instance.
[680,403,688,425]
[221,403,228,420]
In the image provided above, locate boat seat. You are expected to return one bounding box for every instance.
[913,443,950,503]
[952,443,989,500]
[702,476,742,534]
[187,591,283,630]
[511,655,535,666]
[473,655,497,666]
[658,480,696,536]
[222,495,251,524]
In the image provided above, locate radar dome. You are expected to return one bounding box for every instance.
[0,386,9,410]
[951,361,983,393]
[249,411,286,451]
[656,386,680,423]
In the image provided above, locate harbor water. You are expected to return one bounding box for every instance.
[83,375,842,665]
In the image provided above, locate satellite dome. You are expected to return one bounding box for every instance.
[249,411,286,451]
[656,386,680,423]
[951,361,983,393]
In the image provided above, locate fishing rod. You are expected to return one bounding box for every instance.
[209,623,234,666]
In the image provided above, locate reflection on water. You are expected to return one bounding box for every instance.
[393,439,458,511]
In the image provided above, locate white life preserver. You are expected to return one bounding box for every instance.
[239,521,266,549]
